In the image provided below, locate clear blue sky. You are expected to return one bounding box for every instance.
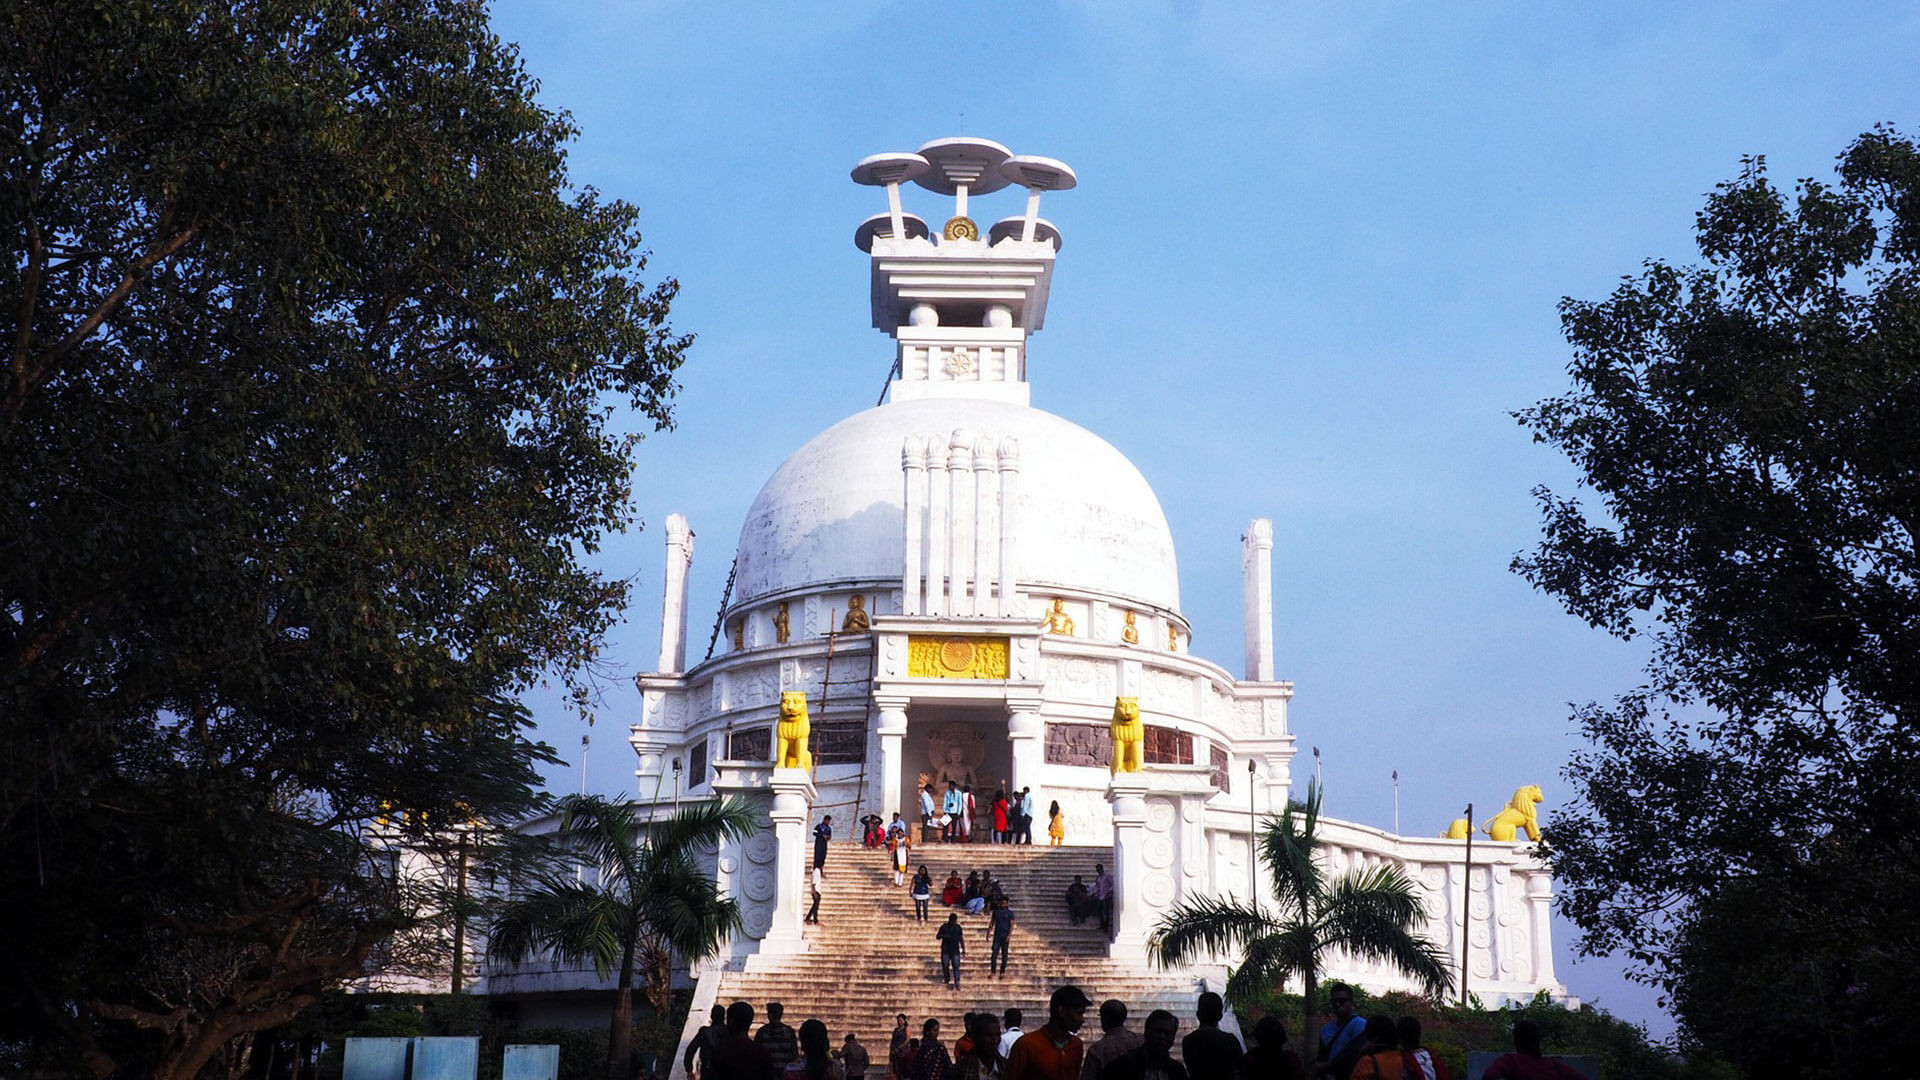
[486,0,1919,1040]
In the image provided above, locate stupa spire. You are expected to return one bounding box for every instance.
[851,137,1076,406]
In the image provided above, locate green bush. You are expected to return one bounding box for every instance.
[518,1027,608,1080]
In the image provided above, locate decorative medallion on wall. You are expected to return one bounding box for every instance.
[907,635,1010,679]
[944,348,976,376]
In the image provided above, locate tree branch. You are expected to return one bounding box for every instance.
[2,213,200,425]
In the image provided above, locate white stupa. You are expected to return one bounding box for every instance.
[623,138,1564,1004]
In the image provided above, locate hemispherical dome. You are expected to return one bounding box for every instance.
[731,397,1179,614]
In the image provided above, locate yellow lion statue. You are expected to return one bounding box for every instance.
[1110,696,1143,774]
[776,691,812,771]
[1483,784,1543,842]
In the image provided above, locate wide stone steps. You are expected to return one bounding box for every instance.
[710,845,1218,1062]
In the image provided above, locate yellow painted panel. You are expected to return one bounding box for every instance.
[907,635,1011,679]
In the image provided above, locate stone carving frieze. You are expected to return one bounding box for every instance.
[1145,667,1191,714]
[1044,722,1112,768]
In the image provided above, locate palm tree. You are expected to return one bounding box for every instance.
[1149,781,1452,1059]
[490,793,759,1080]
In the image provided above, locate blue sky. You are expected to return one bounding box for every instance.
[486,0,1920,1040]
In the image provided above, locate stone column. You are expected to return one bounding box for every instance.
[876,698,909,821]
[1241,518,1274,681]
[1108,773,1151,962]
[657,514,694,674]
[1006,700,1044,797]
[972,436,995,618]
[760,768,817,955]
[996,439,1020,617]
[902,439,926,615]
[1526,871,1557,987]
[948,431,973,616]
[925,437,948,617]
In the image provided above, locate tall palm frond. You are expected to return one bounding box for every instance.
[1261,784,1323,916]
[1320,865,1454,997]
[1150,893,1281,967]
[1152,778,1453,1021]
[488,793,762,1080]
[488,875,630,978]
[1221,922,1318,1004]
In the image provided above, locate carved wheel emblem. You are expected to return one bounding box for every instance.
[943,215,979,241]
[944,348,975,376]
[939,638,976,672]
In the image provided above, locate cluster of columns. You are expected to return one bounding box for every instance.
[902,432,1020,617]
[872,694,1042,821]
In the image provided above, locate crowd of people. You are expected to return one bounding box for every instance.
[682,984,1578,1080]
[879,782,1066,846]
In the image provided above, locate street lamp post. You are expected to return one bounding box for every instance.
[672,757,683,813]
[1246,759,1258,908]
[1461,801,1474,1008]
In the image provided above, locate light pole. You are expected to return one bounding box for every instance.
[1461,801,1474,1008]
[1246,759,1258,908]
[672,757,683,814]
[1392,770,1400,836]
[1313,746,1321,788]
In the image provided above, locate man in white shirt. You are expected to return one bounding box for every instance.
[920,784,937,831]
[997,1008,1024,1059]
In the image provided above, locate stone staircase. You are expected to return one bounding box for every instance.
[692,843,1223,1065]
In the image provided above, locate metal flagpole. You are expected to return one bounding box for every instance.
[1392,770,1400,835]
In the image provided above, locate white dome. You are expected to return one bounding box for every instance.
[731,397,1179,613]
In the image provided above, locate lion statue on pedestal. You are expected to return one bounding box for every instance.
[1441,784,1544,841]
[1110,696,1143,774]
[776,691,812,771]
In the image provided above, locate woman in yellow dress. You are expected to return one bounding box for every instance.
[1048,800,1065,846]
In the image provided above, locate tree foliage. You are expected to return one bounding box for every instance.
[1517,126,1920,1075]
[0,2,688,1077]
[1149,782,1452,1061]
[489,795,756,1080]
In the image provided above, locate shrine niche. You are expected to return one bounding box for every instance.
[727,726,771,761]
[687,739,708,787]
[926,723,986,789]
[1045,722,1113,768]
[813,721,867,764]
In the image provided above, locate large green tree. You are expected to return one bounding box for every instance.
[1149,782,1452,1064]
[1517,126,1920,1075]
[490,795,757,1080]
[0,2,688,1078]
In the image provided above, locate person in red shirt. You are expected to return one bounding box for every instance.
[1480,1020,1583,1080]
[1006,986,1091,1080]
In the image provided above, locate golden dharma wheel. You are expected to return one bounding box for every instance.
[939,638,976,672]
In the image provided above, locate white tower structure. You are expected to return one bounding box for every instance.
[495,138,1565,1026]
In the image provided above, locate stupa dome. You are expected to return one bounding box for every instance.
[729,395,1179,616]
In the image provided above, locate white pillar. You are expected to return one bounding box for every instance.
[902,439,926,615]
[761,769,817,955]
[996,438,1020,617]
[948,431,973,616]
[1527,872,1557,987]
[877,700,909,821]
[1242,518,1274,681]
[1108,774,1150,961]
[1007,703,1043,796]
[656,513,694,674]
[925,436,948,617]
[972,436,995,619]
